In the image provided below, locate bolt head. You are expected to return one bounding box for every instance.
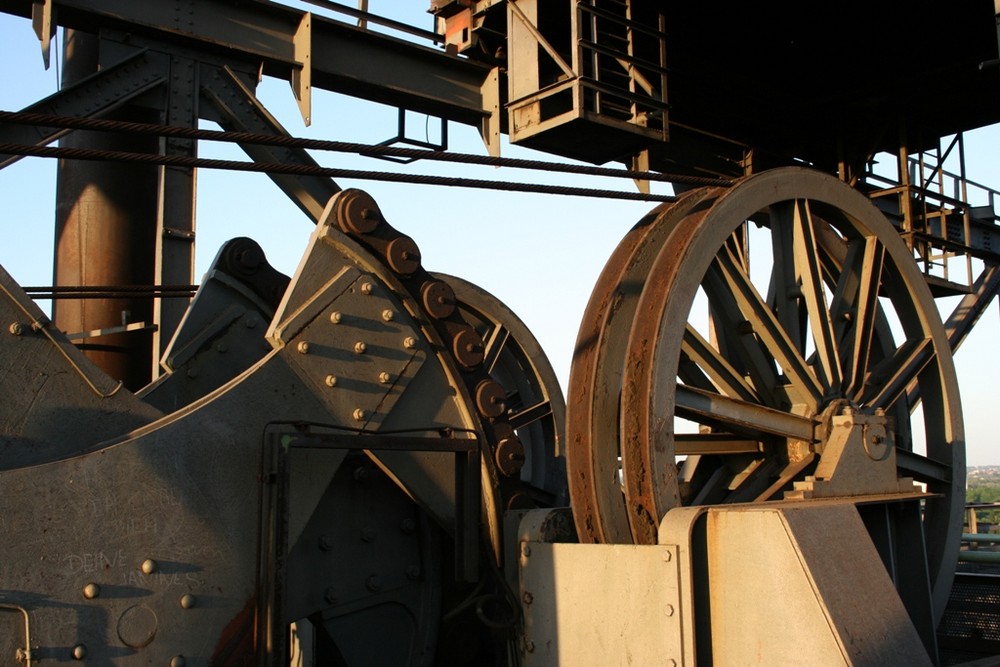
[366,574,382,592]
[329,311,342,324]
[8,322,23,336]
[141,559,158,574]
[404,336,417,350]
[72,644,87,660]
[360,282,374,295]
[325,375,338,387]
[82,583,100,599]
[180,594,196,609]
[354,341,367,354]
[170,656,187,667]
[379,372,391,384]
[382,309,394,322]
[297,341,310,354]
[353,408,367,422]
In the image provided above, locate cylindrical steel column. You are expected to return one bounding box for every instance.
[54,29,159,390]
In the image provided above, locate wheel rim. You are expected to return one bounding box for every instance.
[434,273,568,504]
[569,167,965,619]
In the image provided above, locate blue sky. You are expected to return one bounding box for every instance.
[1,6,999,466]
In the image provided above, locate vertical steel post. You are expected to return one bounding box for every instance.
[53,29,159,390]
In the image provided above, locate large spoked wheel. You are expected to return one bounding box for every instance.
[435,274,568,505]
[567,167,964,618]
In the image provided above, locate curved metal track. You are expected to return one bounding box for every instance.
[567,167,965,619]
[435,273,568,506]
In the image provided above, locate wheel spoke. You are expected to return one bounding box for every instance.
[704,264,783,406]
[481,323,509,376]
[508,399,553,431]
[792,200,842,393]
[769,201,805,352]
[713,243,824,409]
[682,324,759,403]
[842,238,884,398]
[860,337,934,411]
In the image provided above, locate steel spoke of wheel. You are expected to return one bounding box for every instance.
[860,337,934,412]
[793,199,842,394]
[682,324,759,403]
[714,241,823,410]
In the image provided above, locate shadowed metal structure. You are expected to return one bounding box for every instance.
[0,0,999,664]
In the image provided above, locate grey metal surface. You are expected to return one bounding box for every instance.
[0,263,162,467]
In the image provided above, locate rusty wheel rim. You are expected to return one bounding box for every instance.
[565,188,720,543]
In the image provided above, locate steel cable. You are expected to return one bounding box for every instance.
[0,141,679,203]
[0,110,733,189]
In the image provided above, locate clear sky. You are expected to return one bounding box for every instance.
[1,5,999,466]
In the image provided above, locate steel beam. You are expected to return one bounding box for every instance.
[3,0,492,126]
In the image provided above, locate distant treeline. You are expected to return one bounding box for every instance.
[967,482,1000,527]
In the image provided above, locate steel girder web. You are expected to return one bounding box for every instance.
[566,167,965,624]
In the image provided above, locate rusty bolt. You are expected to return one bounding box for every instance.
[82,583,100,600]
[387,236,421,275]
[330,311,342,324]
[495,435,526,477]
[476,380,507,419]
[297,341,310,354]
[420,280,456,319]
[452,328,485,369]
[334,190,382,235]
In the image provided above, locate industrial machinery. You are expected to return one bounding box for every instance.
[1,1,1000,664]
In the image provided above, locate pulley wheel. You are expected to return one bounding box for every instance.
[568,167,964,621]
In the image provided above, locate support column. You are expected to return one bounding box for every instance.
[54,29,159,390]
